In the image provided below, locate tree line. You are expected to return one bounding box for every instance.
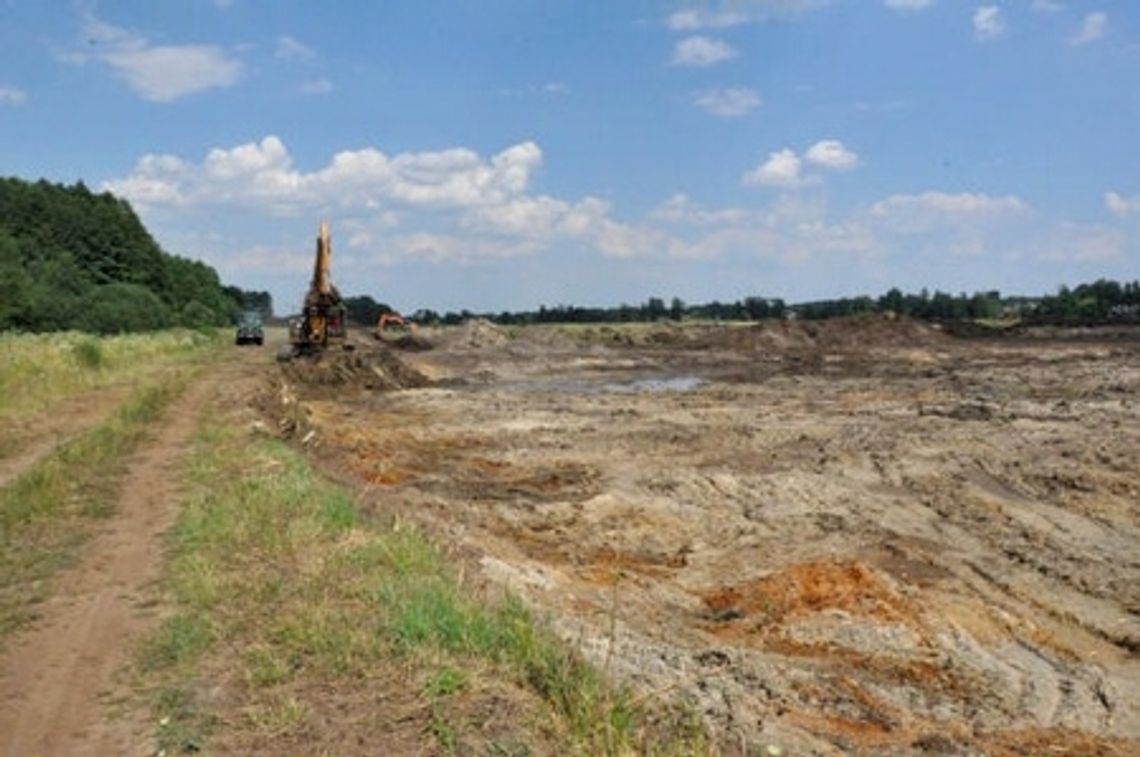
[397,281,1139,328]
[0,177,270,333]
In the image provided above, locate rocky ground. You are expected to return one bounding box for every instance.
[282,317,1140,754]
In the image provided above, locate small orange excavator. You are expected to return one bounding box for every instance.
[279,221,349,360]
[375,311,415,338]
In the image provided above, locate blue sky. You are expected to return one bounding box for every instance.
[1,1,1137,314]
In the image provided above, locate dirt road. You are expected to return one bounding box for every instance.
[0,352,260,756]
[291,319,1140,754]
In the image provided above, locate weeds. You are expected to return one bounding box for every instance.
[0,329,221,420]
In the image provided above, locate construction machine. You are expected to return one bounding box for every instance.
[279,221,349,360]
[375,311,415,338]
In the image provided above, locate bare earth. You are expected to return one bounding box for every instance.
[0,358,251,757]
[290,318,1140,755]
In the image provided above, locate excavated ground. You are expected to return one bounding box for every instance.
[280,318,1140,754]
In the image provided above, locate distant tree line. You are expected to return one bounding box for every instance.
[0,177,270,333]
[403,279,1138,328]
[1026,279,1140,325]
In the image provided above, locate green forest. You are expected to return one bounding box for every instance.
[409,279,1140,329]
[0,177,269,333]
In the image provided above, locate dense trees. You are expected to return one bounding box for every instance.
[409,280,1137,328]
[0,177,270,332]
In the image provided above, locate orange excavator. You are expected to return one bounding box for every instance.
[375,311,415,338]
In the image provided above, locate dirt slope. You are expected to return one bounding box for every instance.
[0,356,251,756]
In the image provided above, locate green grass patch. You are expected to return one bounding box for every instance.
[143,419,709,754]
[0,373,190,640]
[0,329,222,421]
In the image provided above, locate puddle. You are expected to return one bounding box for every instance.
[605,376,705,393]
[465,374,706,395]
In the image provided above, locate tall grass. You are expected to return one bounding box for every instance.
[0,375,188,638]
[0,329,219,420]
[142,423,708,754]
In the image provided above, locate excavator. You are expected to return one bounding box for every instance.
[375,311,415,338]
[278,220,349,360]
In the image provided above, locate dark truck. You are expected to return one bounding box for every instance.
[234,311,264,346]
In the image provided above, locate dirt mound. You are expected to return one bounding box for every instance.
[384,333,435,351]
[456,318,509,349]
[690,315,948,354]
[280,345,429,392]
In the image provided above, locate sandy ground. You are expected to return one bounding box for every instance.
[289,318,1140,754]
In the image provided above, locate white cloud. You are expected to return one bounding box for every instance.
[1069,12,1107,46]
[1036,223,1123,262]
[743,141,859,188]
[1030,0,1063,13]
[869,192,1030,237]
[105,135,682,263]
[666,9,751,31]
[0,86,27,105]
[973,5,1006,41]
[666,1,830,29]
[1105,191,1140,216]
[649,194,751,225]
[884,0,933,11]
[542,82,569,94]
[804,139,859,170]
[693,87,761,117]
[671,36,737,67]
[68,12,243,101]
[275,34,316,61]
[743,148,811,188]
[300,79,333,95]
[106,136,546,212]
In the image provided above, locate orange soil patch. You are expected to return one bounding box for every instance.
[702,559,924,629]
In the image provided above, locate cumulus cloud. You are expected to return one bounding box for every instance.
[743,140,859,188]
[671,36,737,66]
[804,139,859,170]
[743,149,810,188]
[66,12,243,101]
[1069,12,1107,46]
[106,135,546,212]
[0,86,27,105]
[1105,191,1140,216]
[884,0,933,11]
[973,5,1005,41]
[105,135,682,262]
[275,34,316,61]
[693,87,761,117]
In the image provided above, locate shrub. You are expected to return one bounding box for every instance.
[79,283,174,334]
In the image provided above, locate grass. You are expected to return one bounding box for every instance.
[139,417,710,754]
[0,372,191,639]
[0,329,220,421]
